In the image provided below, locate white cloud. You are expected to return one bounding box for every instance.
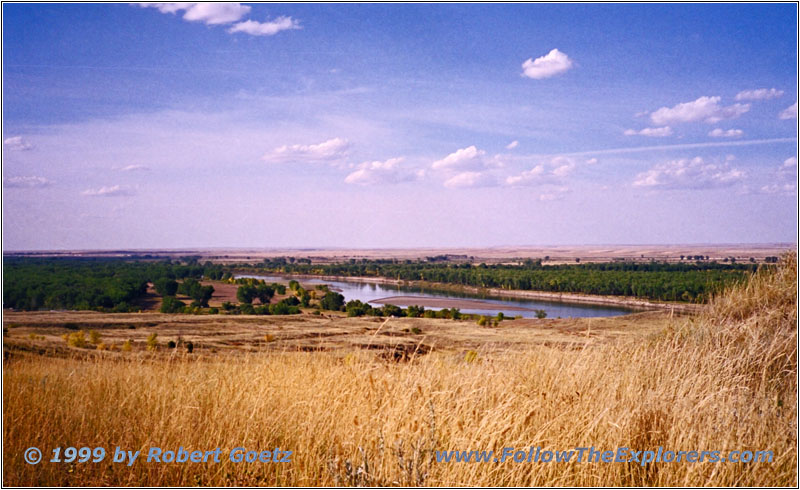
[443,171,496,189]
[585,158,598,165]
[432,146,487,171]
[138,3,299,37]
[139,3,250,25]
[551,157,575,177]
[505,140,519,150]
[137,3,185,14]
[344,157,418,185]
[633,157,745,189]
[3,136,33,151]
[3,176,52,188]
[229,16,300,36]
[263,138,351,163]
[504,156,576,186]
[708,128,743,138]
[760,183,796,195]
[521,49,573,80]
[82,185,135,197]
[779,102,797,120]
[650,96,749,125]
[782,157,797,169]
[182,3,250,24]
[623,126,673,137]
[735,88,784,101]
[505,165,544,186]
[119,164,150,172]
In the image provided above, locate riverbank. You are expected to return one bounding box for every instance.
[238,271,704,314]
[371,295,534,312]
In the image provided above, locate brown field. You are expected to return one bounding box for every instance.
[6,243,793,265]
[2,254,796,486]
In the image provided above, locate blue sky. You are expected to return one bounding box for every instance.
[2,3,797,250]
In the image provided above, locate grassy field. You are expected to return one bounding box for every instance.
[2,254,796,486]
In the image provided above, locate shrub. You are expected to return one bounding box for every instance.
[160,296,186,314]
[121,340,132,352]
[89,330,102,345]
[146,333,158,351]
[167,340,176,349]
[63,330,87,348]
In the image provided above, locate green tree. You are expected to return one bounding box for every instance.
[320,291,345,311]
[153,278,178,296]
[160,296,186,313]
[237,285,257,304]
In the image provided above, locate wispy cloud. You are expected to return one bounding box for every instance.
[650,96,749,125]
[3,136,33,151]
[531,138,795,159]
[263,138,351,163]
[521,49,573,80]
[624,126,673,137]
[708,128,743,138]
[779,102,797,120]
[118,164,151,172]
[538,186,571,201]
[735,88,784,101]
[633,157,745,189]
[759,183,796,195]
[505,140,519,150]
[229,17,301,36]
[82,185,135,197]
[3,176,52,188]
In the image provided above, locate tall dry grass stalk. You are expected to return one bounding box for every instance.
[3,255,796,486]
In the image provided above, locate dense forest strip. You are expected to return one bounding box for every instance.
[3,256,763,312]
[2,258,228,312]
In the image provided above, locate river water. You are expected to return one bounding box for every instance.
[237,274,636,319]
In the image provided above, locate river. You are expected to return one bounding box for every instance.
[236,274,636,319]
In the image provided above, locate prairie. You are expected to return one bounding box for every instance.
[2,254,796,486]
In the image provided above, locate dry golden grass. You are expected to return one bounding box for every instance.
[3,255,796,486]
[2,308,670,356]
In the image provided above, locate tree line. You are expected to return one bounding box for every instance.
[3,258,227,312]
[243,259,763,303]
